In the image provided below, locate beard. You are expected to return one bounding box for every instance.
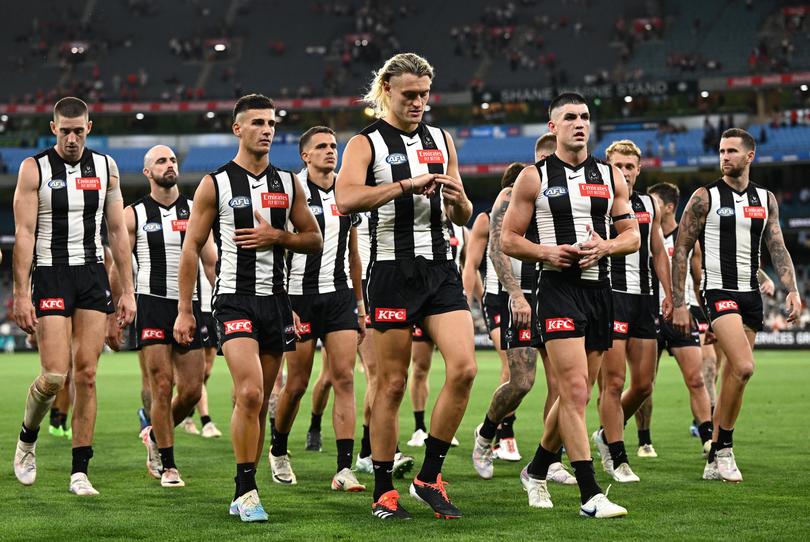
[154,171,177,188]
[724,164,745,178]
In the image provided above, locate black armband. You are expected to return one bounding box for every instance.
[612,213,634,222]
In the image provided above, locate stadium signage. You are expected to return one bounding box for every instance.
[478,80,690,104]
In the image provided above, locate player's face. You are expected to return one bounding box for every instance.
[386,73,431,126]
[234,108,276,155]
[51,115,92,161]
[549,104,590,153]
[302,133,338,172]
[145,147,179,188]
[608,152,641,191]
[651,193,672,219]
[719,137,753,179]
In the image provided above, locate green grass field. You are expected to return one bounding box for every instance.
[1,349,808,541]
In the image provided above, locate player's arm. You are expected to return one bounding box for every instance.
[650,196,673,319]
[348,224,366,343]
[12,157,40,334]
[757,268,775,296]
[762,191,802,323]
[690,240,703,305]
[438,131,473,226]
[335,135,438,214]
[200,232,218,287]
[104,158,136,327]
[579,166,640,269]
[672,187,709,333]
[462,212,487,307]
[490,187,531,327]
[103,245,124,351]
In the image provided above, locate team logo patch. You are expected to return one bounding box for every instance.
[75,177,101,190]
[449,236,460,247]
[412,326,423,338]
[416,149,445,164]
[178,208,190,218]
[613,321,629,334]
[579,184,610,199]
[518,329,532,341]
[743,206,766,219]
[494,314,501,325]
[545,318,575,332]
[635,211,651,224]
[714,300,738,312]
[375,308,407,322]
[142,222,162,232]
[298,322,312,334]
[261,192,289,208]
[667,246,674,257]
[229,196,251,209]
[716,206,735,217]
[544,186,568,198]
[309,205,323,215]
[224,319,253,334]
[331,204,344,216]
[385,153,408,165]
[39,298,65,311]
[171,220,188,232]
[698,322,709,332]
[48,179,66,189]
[141,328,165,340]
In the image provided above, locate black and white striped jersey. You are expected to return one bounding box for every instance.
[360,119,451,262]
[478,212,502,296]
[356,211,371,280]
[610,191,655,295]
[701,179,769,292]
[661,226,697,308]
[287,169,352,295]
[198,266,213,312]
[446,219,465,269]
[211,161,295,297]
[510,214,540,294]
[534,154,615,285]
[131,194,193,300]
[33,147,110,266]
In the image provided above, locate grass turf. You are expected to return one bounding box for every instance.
[1,349,808,541]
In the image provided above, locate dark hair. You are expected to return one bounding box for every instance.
[534,133,556,156]
[721,128,756,151]
[548,92,587,119]
[501,162,525,189]
[648,182,680,209]
[53,97,88,121]
[299,126,336,156]
[233,93,275,122]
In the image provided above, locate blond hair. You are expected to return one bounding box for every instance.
[363,53,435,118]
[606,139,642,160]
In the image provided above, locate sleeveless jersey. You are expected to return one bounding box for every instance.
[661,226,697,308]
[611,191,656,295]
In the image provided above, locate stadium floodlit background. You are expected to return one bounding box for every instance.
[0,1,809,539]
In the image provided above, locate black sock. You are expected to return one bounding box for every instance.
[60,415,69,430]
[235,462,258,499]
[572,460,602,504]
[372,460,395,501]
[716,426,734,451]
[637,429,652,446]
[527,444,557,479]
[71,446,93,475]
[336,439,353,472]
[698,421,713,444]
[552,447,563,464]
[479,415,499,441]
[497,414,516,439]
[416,434,452,483]
[200,415,212,427]
[269,417,277,442]
[158,446,176,470]
[50,408,61,427]
[309,413,323,433]
[707,441,717,463]
[608,441,629,466]
[272,431,289,457]
[413,410,426,432]
[19,423,39,444]
[149,428,157,443]
[360,425,371,458]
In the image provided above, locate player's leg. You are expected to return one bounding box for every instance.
[197,346,222,437]
[595,339,629,477]
[49,367,72,438]
[671,345,713,454]
[256,351,283,467]
[407,336,432,446]
[137,350,153,432]
[634,357,658,458]
[307,348,331,451]
[356,332,376,471]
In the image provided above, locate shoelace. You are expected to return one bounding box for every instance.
[378,491,400,510]
[420,475,450,502]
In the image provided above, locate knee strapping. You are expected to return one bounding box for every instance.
[33,373,67,398]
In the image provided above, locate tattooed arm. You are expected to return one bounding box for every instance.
[490,187,531,328]
[763,191,802,323]
[757,268,776,296]
[672,187,709,334]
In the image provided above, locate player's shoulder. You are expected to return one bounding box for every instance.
[359,119,385,135]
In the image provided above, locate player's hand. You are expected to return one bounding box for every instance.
[541,244,581,268]
[672,304,692,336]
[510,294,532,329]
[13,294,38,335]
[703,329,718,345]
[578,225,610,269]
[408,173,438,197]
[117,292,136,328]
[759,275,776,296]
[785,291,802,324]
[292,310,303,340]
[105,314,123,351]
[233,211,283,250]
[661,295,673,321]
[173,310,197,346]
[433,174,467,205]
[357,312,367,344]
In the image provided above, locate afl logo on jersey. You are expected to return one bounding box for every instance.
[309,205,323,215]
[48,179,67,189]
[716,207,735,217]
[544,186,568,198]
[229,196,252,209]
[385,153,408,165]
[142,222,162,232]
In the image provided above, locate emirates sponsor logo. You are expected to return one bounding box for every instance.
[635,211,651,224]
[715,300,738,312]
[518,329,532,341]
[613,321,629,334]
[743,206,766,219]
[545,317,575,332]
[416,149,445,164]
[667,246,674,257]
[224,319,253,334]
[75,177,101,190]
[141,328,165,340]
[171,219,188,232]
[261,192,289,208]
[39,298,65,310]
[578,183,610,199]
[331,204,344,216]
[375,308,407,322]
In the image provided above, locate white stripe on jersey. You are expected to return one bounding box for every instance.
[356,211,371,280]
[448,221,465,269]
[199,266,213,312]
[662,228,696,307]
[611,192,655,295]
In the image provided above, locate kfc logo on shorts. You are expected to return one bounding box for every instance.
[416,149,445,164]
[545,318,575,332]
[364,314,371,325]
[171,219,188,232]
[375,308,407,322]
[743,206,766,219]
[579,184,610,199]
[141,328,165,340]
[224,319,253,334]
[518,329,532,341]
[412,326,423,338]
[261,192,289,208]
[298,322,312,334]
[635,211,651,224]
[75,177,101,190]
[714,300,738,312]
[39,298,65,311]
[494,314,501,325]
[613,321,629,334]
[698,322,709,332]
